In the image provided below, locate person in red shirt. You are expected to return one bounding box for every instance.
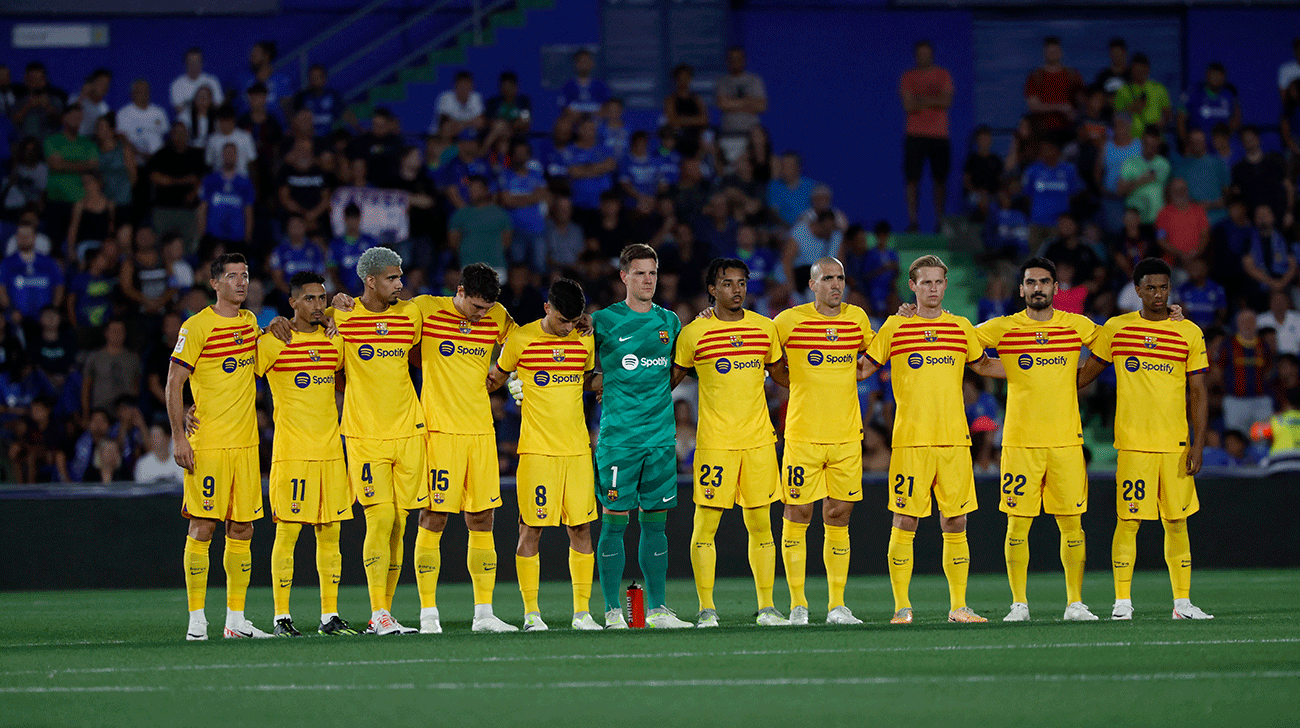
[1155,177,1210,266]
[1025,37,1085,139]
[899,40,954,233]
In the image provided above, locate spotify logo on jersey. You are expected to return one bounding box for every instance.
[807,351,825,366]
[1018,354,1034,370]
[439,341,455,357]
[222,357,238,373]
[907,353,924,369]
[715,358,732,374]
[295,372,311,388]
[1124,356,1140,372]
[622,354,639,370]
[358,344,375,361]
[534,371,550,386]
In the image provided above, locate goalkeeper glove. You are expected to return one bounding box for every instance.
[507,372,524,403]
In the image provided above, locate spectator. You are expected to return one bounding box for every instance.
[1024,36,1084,137]
[198,142,255,259]
[717,152,769,227]
[1175,257,1227,330]
[432,70,485,137]
[1094,111,1140,232]
[595,99,628,162]
[116,79,169,167]
[1042,213,1102,287]
[1117,125,1170,225]
[80,319,140,418]
[484,70,532,140]
[1242,203,1297,308]
[862,421,891,473]
[1114,53,1172,136]
[1211,122,1240,167]
[746,124,774,185]
[118,233,173,320]
[1272,361,1300,418]
[735,223,778,300]
[0,221,64,320]
[244,278,277,329]
[715,46,767,163]
[557,48,610,117]
[863,221,900,316]
[347,108,403,188]
[275,137,332,234]
[135,422,183,483]
[987,177,1030,259]
[12,62,66,140]
[204,105,255,177]
[694,192,738,260]
[43,104,99,248]
[268,215,326,297]
[240,41,292,118]
[544,195,585,270]
[766,151,815,226]
[1217,308,1274,434]
[1231,126,1291,225]
[161,232,193,290]
[28,304,75,387]
[619,130,664,213]
[94,113,136,218]
[2,139,47,225]
[292,64,351,137]
[237,83,285,206]
[564,115,616,232]
[149,122,205,249]
[110,396,146,472]
[1021,136,1084,244]
[797,185,848,233]
[1094,37,1130,110]
[389,146,438,278]
[1258,290,1300,356]
[900,39,954,232]
[1174,128,1229,225]
[438,129,491,210]
[663,64,710,159]
[654,125,682,188]
[327,203,375,295]
[169,47,224,115]
[4,209,50,257]
[66,246,116,339]
[784,210,842,284]
[68,408,112,482]
[539,116,573,183]
[963,125,1002,223]
[1155,177,1209,266]
[448,176,511,274]
[1075,87,1110,193]
[66,173,114,258]
[70,69,112,137]
[671,157,711,225]
[1179,62,1241,146]
[180,85,216,151]
[1278,36,1300,100]
[498,139,549,271]
[142,310,181,416]
[977,275,1011,323]
[1211,197,1254,299]
[964,370,1001,475]
[1282,79,1300,180]
[14,398,70,483]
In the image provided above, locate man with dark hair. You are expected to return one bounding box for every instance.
[448,176,512,274]
[167,252,267,640]
[1117,124,1170,225]
[292,64,351,137]
[1232,126,1292,225]
[348,108,404,188]
[899,39,954,233]
[1115,53,1172,136]
[1094,37,1130,108]
[197,142,255,259]
[584,244,692,628]
[205,104,257,177]
[488,278,602,631]
[498,139,549,271]
[1025,36,1084,137]
[558,48,611,117]
[485,70,532,135]
[43,103,99,247]
[433,70,485,137]
[715,46,767,163]
[71,68,112,136]
[12,60,67,140]
[150,121,206,250]
[170,47,223,115]
[1080,258,1212,621]
[242,40,292,118]
[674,258,791,627]
[327,203,375,295]
[1179,62,1241,146]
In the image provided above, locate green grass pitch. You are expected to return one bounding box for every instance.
[1,570,1297,727]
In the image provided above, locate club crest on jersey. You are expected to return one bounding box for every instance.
[1128,501,1139,514]
[1006,496,1017,508]
[552,349,566,362]
[459,320,472,334]
[703,487,714,500]
[232,331,244,345]
[1144,336,1157,349]
[729,335,743,347]
[1035,331,1050,345]
[895,496,907,508]
[363,485,375,498]
[290,502,300,514]
[308,349,321,362]
[789,487,800,499]
[202,499,213,511]
[826,328,839,342]
[536,507,547,519]
[923,330,938,343]
[607,489,618,501]
[433,492,444,504]
[659,330,669,344]
[376,322,389,336]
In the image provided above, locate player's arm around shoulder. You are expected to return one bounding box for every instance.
[961,317,1005,379]
[1077,318,1115,388]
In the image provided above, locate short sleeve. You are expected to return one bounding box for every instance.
[172,316,207,370]
[1186,326,1209,373]
[408,306,423,345]
[975,317,1005,349]
[497,332,520,372]
[864,319,891,366]
[498,308,517,345]
[1072,315,1101,348]
[584,339,596,371]
[1091,322,1114,363]
[961,319,984,363]
[673,325,696,369]
[765,322,783,365]
[255,334,281,377]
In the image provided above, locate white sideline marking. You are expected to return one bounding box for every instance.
[0,640,125,649]
[3,671,1299,694]
[2,637,1297,677]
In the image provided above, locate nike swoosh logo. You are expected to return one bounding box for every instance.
[332,578,341,584]
[1077,501,1086,508]
[416,495,428,502]
[600,553,619,558]
[1183,504,1190,511]
[337,508,349,515]
[254,507,263,514]
[189,568,205,575]
[233,630,252,638]
[490,497,500,503]
[959,500,970,508]
[848,490,860,496]
[588,509,594,515]
[619,336,633,342]
[653,551,667,557]
[662,495,675,502]
[241,564,251,572]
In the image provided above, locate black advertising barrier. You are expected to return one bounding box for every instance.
[1,469,1296,591]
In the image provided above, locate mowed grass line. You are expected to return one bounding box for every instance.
[0,570,1297,728]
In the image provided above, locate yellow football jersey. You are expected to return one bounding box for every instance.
[1092,312,1208,453]
[330,300,424,440]
[256,328,344,462]
[497,320,595,456]
[675,310,782,451]
[864,312,984,448]
[413,295,515,435]
[775,302,874,444]
[977,310,1099,448]
[171,307,259,451]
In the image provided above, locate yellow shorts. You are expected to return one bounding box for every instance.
[888,446,976,518]
[345,436,428,511]
[426,432,501,514]
[183,446,262,523]
[693,445,779,509]
[999,446,1088,517]
[517,453,597,527]
[1115,450,1199,520]
[269,459,353,524]
[781,440,863,505]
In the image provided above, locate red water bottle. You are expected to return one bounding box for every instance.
[626,581,645,628]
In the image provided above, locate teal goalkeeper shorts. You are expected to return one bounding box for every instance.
[595,445,680,512]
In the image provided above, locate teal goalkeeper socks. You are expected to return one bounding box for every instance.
[598,514,629,613]
[638,511,669,610]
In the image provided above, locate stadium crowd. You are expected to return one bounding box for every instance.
[0,34,1299,485]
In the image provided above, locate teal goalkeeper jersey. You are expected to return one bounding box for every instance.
[592,301,681,449]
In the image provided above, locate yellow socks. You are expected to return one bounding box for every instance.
[823,524,851,611]
[887,527,915,611]
[941,531,970,612]
[569,548,594,614]
[1005,515,1032,604]
[271,522,301,616]
[690,506,722,611]
[516,553,540,614]
[184,536,210,612]
[781,518,809,610]
[384,509,408,611]
[742,506,776,610]
[1163,519,1191,600]
[315,523,341,617]
[1056,515,1086,604]
[414,527,442,609]
[362,503,396,612]
[224,537,252,612]
[467,530,497,607]
[1112,518,1140,601]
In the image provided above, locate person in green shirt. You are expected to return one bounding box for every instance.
[43,104,100,204]
[1114,53,1172,137]
[447,175,511,272]
[1118,125,1170,224]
